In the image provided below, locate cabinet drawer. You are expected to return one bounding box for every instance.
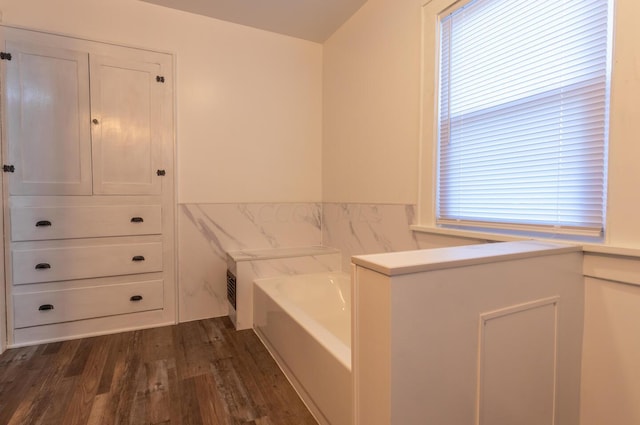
[12,242,163,284]
[13,280,164,328]
[11,205,162,241]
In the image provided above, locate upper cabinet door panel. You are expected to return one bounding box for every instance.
[90,55,162,195]
[5,41,92,195]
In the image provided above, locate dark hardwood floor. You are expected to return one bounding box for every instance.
[0,317,318,425]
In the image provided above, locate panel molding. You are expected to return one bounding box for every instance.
[477,296,560,425]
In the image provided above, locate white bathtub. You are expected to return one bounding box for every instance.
[253,272,352,425]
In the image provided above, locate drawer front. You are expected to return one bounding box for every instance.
[11,205,162,241]
[14,280,164,328]
[12,242,163,284]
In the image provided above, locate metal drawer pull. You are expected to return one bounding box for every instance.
[130,217,144,223]
[36,220,52,227]
[130,295,143,302]
[38,304,54,311]
[132,255,145,262]
[35,263,51,270]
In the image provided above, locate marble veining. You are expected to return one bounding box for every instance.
[322,203,482,270]
[179,203,323,322]
[322,203,420,270]
[246,255,341,277]
[179,201,482,323]
[180,204,242,261]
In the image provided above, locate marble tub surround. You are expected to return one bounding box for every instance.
[178,203,323,322]
[227,246,341,330]
[322,203,482,270]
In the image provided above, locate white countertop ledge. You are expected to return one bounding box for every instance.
[351,241,581,276]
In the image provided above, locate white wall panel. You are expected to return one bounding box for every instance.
[581,277,640,425]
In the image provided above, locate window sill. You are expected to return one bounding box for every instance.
[410,224,523,243]
[410,224,640,259]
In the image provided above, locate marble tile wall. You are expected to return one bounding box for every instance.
[178,203,322,322]
[321,203,482,271]
[178,202,483,323]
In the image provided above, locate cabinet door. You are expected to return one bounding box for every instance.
[90,55,163,195]
[4,41,92,195]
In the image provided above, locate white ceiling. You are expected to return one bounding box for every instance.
[140,0,368,43]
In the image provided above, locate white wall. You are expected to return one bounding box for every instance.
[0,0,323,204]
[602,0,640,247]
[581,277,640,425]
[322,0,423,204]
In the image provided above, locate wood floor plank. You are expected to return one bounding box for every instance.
[0,318,319,425]
[193,372,230,425]
[174,321,221,380]
[42,341,64,356]
[86,393,109,425]
[144,359,172,425]
[253,418,275,425]
[166,357,184,425]
[0,344,40,422]
[34,376,79,425]
[221,353,269,421]
[6,339,82,425]
[96,332,124,395]
[199,316,234,360]
[0,344,37,373]
[229,329,317,425]
[179,376,204,425]
[63,335,112,425]
[111,331,143,425]
[128,362,149,425]
[65,337,95,377]
[141,325,175,364]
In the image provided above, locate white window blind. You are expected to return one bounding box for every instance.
[437,0,611,237]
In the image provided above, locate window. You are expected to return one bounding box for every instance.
[435,0,612,238]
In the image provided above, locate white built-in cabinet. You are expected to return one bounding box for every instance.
[0,26,176,347]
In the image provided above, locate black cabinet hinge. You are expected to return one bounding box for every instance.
[0,52,12,61]
[156,75,165,83]
[3,164,15,173]
[157,169,166,176]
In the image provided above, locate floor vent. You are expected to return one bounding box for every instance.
[226,269,237,310]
